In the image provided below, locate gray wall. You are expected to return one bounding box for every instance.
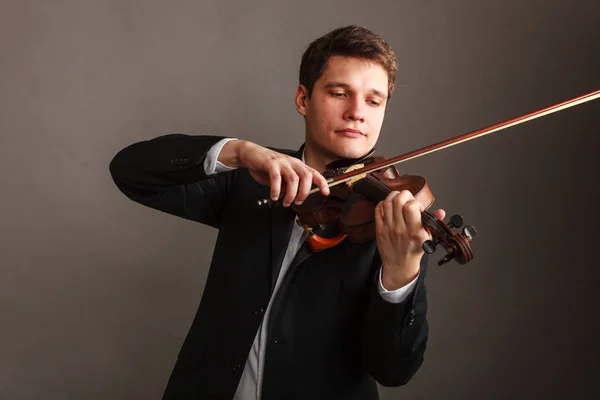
[1,1,599,399]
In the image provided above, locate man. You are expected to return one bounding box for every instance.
[109,25,445,399]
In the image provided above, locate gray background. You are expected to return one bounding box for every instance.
[1,0,599,399]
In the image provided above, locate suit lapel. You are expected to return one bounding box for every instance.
[288,234,312,271]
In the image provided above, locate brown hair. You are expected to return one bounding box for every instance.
[299,25,398,99]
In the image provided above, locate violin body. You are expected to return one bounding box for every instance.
[291,155,475,265]
[293,156,434,241]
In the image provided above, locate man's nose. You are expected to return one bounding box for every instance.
[343,100,365,122]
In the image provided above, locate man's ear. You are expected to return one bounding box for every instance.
[295,84,309,116]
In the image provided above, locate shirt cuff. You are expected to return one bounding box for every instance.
[203,138,239,175]
[377,267,419,303]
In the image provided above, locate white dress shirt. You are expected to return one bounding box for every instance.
[203,138,419,400]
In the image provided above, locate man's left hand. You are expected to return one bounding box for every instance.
[375,190,445,290]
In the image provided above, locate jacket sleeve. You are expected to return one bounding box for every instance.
[377,267,418,303]
[361,253,430,387]
[108,133,238,229]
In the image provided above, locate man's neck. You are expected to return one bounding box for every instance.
[302,145,334,174]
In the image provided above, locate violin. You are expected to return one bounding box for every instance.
[259,89,600,266]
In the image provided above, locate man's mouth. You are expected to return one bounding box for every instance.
[336,129,364,137]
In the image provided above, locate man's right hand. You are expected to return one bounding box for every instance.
[219,140,330,207]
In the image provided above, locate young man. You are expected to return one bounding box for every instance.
[110,25,444,400]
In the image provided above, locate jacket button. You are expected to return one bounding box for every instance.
[407,308,416,326]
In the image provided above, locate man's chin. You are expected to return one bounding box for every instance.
[334,146,372,161]
[313,139,373,164]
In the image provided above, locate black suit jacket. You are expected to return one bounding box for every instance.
[109,134,430,399]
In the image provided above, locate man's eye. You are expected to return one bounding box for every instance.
[330,92,346,97]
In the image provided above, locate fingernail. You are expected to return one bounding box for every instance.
[295,200,303,205]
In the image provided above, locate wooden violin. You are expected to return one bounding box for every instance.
[259,89,600,266]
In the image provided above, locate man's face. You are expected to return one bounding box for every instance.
[296,55,389,162]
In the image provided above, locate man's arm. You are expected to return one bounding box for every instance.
[109,134,330,227]
[109,134,240,228]
[361,253,429,387]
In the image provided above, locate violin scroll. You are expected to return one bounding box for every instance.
[421,212,476,266]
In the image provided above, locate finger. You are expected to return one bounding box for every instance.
[310,168,330,197]
[280,165,299,206]
[383,191,401,229]
[268,164,282,201]
[375,201,386,238]
[294,167,313,204]
[433,208,446,221]
[391,190,414,231]
[403,199,427,240]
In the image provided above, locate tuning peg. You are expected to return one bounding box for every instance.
[422,235,442,254]
[447,214,464,229]
[462,225,477,239]
[422,240,436,254]
[438,253,455,266]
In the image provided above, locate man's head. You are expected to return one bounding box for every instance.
[295,25,398,168]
